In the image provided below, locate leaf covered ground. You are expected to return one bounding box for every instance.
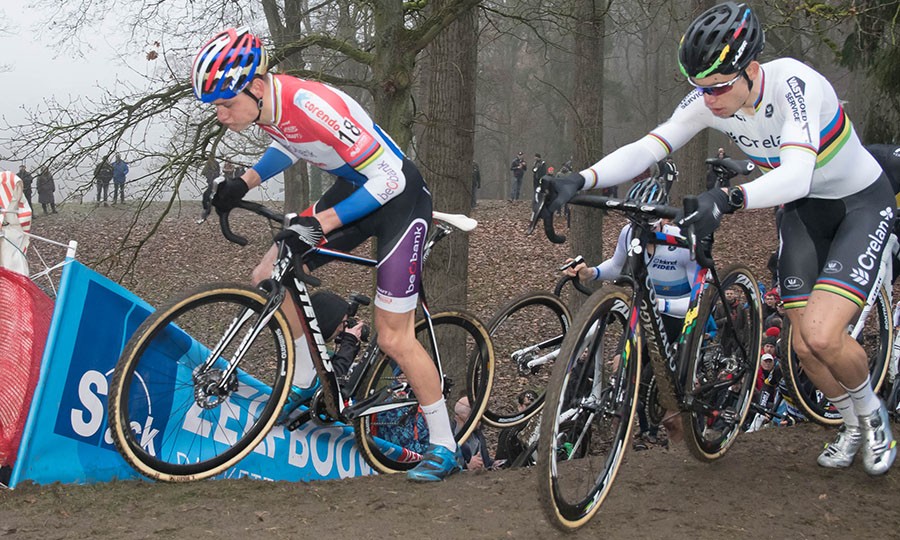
[5,198,899,539]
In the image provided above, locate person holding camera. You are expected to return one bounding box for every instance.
[309,290,369,384]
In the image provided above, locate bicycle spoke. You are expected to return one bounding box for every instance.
[109,285,292,481]
[539,288,638,531]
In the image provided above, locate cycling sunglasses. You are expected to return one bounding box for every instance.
[688,71,745,96]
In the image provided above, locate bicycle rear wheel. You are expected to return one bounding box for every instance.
[537,286,639,531]
[783,283,891,425]
[108,283,294,482]
[681,264,762,461]
[485,291,571,427]
[352,311,494,473]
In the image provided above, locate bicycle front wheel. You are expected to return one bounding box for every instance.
[537,286,639,532]
[108,283,294,482]
[485,291,571,428]
[783,282,891,425]
[353,311,494,474]
[682,265,762,462]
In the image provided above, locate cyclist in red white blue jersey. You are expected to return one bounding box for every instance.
[191,27,461,481]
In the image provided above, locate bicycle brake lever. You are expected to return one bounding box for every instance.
[558,255,585,272]
[197,177,222,225]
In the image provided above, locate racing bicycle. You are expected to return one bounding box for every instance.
[107,200,494,481]
[530,187,763,531]
[483,257,592,428]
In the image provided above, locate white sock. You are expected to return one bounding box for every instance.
[292,337,317,389]
[420,398,457,451]
[826,393,858,427]
[842,375,881,418]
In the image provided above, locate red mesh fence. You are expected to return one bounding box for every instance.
[0,267,53,466]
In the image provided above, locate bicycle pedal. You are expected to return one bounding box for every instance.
[278,406,311,430]
[719,408,737,424]
[286,409,312,431]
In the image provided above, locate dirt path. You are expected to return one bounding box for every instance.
[2,423,899,539]
[5,200,898,539]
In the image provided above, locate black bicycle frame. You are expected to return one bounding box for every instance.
[215,200,452,423]
[555,193,750,408]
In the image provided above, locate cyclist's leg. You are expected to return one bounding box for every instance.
[374,306,450,444]
[370,164,462,480]
[250,180,363,389]
[780,198,860,416]
[659,314,683,443]
[786,179,897,472]
[792,296,870,397]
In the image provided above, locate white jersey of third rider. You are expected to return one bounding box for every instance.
[591,223,700,318]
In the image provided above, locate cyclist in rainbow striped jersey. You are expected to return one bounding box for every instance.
[541,2,896,474]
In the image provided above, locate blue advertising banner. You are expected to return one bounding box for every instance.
[10,260,372,487]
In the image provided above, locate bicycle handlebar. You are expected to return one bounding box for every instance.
[529,177,716,269]
[527,184,566,244]
[554,255,594,296]
[200,190,324,286]
[217,200,286,246]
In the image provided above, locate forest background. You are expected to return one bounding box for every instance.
[1,0,899,309]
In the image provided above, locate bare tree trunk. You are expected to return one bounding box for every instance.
[569,0,607,308]
[672,0,715,203]
[371,1,417,149]
[282,166,309,212]
[419,3,477,310]
[264,0,310,211]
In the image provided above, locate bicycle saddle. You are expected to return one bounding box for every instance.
[705,157,755,179]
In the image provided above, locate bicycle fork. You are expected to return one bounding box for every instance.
[196,279,286,399]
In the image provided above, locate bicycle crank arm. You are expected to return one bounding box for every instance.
[684,394,738,425]
[525,348,560,371]
[342,385,417,422]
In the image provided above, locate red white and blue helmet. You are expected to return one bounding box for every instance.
[191,27,269,103]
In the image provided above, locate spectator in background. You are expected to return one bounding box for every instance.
[94,158,113,206]
[765,301,786,330]
[472,161,481,208]
[17,164,33,210]
[201,156,221,209]
[308,290,368,384]
[112,154,129,205]
[494,390,538,468]
[532,153,548,195]
[763,290,780,320]
[36,167,57,215]
[223,160,236,180]
[454,396,495,471]
[762,335,779,358]
[706,147,730,190]
[510,151,526,201]
[202,156,220,184]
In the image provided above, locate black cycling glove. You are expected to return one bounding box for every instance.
[274,215,324,255]
[692,187,734,239]
[542,172,584,216]
[211,177,249,213]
